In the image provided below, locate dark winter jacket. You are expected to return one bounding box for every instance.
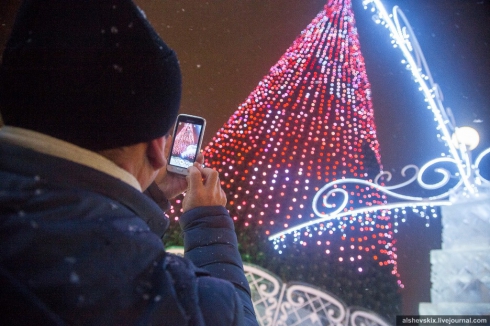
[0,141,258,325]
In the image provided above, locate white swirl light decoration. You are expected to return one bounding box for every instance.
[270,200,451,241]
[417,157,464,193]
[374,164,418,190]
[362,0,475,194]
[474,148,490,184]
[268,1,490,242]
[269,158,463,241]
[280,284,346,325]
[269,149,490,241]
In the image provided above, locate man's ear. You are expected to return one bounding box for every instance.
[164,134,173,157]
[147,136,167,170]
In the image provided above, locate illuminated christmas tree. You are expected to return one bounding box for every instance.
[173,123,195,155]
[166,0,400,318]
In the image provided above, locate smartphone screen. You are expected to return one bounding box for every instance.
[167,114,206,175]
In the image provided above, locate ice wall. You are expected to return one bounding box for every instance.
[419,193,490,314]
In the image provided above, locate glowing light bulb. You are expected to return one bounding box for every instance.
[452,126,480,150]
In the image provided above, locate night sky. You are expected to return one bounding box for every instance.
[1,0,489,316]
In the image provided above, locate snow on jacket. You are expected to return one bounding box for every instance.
[0,141,258,325]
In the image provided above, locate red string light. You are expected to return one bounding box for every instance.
[168,0,399,281]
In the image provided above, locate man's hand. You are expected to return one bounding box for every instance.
[154,153,204,200]
[182,163,227,212]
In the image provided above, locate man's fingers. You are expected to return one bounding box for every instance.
[183,166,227,211]
[186,166,203,189]
[193,161,204,172]
[200,167,219,185]
[220,188,227,206]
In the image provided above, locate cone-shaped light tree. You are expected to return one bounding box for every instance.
[166,0,400,318]
[173,123,196,156]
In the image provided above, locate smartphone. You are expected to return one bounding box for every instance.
[167,114,206,176]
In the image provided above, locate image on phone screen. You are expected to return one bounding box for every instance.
[169,120,203,169]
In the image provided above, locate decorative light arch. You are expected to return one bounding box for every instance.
[269,0,490,242]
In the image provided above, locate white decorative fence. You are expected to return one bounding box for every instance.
[167,247,391,326]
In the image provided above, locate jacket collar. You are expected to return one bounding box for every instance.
[0,126,141,191]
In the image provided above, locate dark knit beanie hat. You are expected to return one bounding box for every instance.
[0,0,181,151]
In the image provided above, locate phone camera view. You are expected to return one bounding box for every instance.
[169,122,202,169]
